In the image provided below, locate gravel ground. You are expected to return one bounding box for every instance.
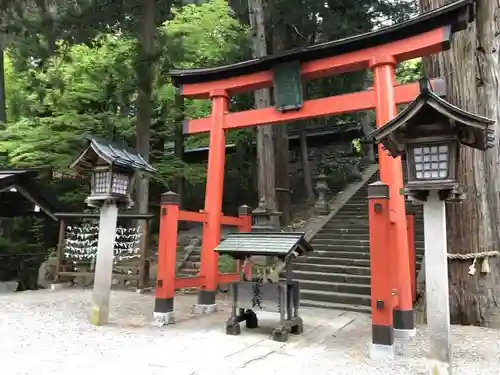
[0,289,498,375]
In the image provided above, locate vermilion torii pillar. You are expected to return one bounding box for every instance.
[371,56,415,340]
[168,0,474,355]
[195,89,229,311]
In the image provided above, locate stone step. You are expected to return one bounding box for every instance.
[300,289,371,306]
[297,256,371,267]
[309,244,371,252]
[293,270,371,284]
[297,279,370,295]
[313,231,424,240]
[325,218,425,225]
[300,299,371,314]
[313,232,370,240]
[321,223,424,235]
[310,247,425,257]
[294,263,370,276]
[333,213,424,222]
[311,250,424,261]
[311,250,371,259]
[297,256,422,269]
[312,240,425,248]
[311,238,425,247]
[314,227,368,234]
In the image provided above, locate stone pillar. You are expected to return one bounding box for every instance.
[89,200,118,326]
[315,174,329,215]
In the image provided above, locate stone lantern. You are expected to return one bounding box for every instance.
[71,136,156,208]
[370,78,494,374]
[70,136,156,326]
[371,79,494,202]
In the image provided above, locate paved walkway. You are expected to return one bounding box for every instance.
[0,289,498,375]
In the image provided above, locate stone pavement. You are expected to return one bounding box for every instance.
[0,289,498,375]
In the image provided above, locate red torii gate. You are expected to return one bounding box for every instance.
[160,0,473,350]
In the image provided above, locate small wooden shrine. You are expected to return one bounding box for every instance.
[214,232,312,342]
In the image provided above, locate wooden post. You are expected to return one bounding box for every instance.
[138,219,150,291]
[89,201,118,326]
[424,192,451,375]
[154,191,180,326]
[406,206,416,303]
[196,89,229,313]
[53,219,65,283]
[368,181,394,359]
[370,55,414,339]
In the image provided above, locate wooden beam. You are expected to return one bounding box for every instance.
[181,27,448,99]
[184,79,445,134]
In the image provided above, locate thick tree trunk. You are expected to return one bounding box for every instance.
[419,0,500,327]
[135,0,155,228]
[299,128,314,200]
[0,48,6,126]
[271,15,291,225]
[248,0,277,215]
[174,93,185,207]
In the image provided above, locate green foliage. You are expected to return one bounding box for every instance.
[351,138,361,153]
[397,58,423,83]
[165,0,249,68]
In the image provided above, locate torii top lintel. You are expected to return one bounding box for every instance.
[171,0,474,99]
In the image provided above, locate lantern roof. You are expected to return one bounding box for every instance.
[370,79,495,157]
[70,136,156,173]
[214,232,313,259]
[0,169,62,221]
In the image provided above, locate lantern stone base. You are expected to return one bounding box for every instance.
[427,359,451,375]
[370,343,395,360]
[393,328,416,340]
[50,282,72,291]
[314,202,330,215]
[153,312,175,327]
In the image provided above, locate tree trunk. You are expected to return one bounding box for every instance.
[299,128,314,200]
[0,48,6,127]
[247,0,277,215]
[135,0,155,226]
[271,14,291,225]
[174,93,185,207]
[419,0,500,327]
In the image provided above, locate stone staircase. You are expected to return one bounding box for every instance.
[293,164,425,313]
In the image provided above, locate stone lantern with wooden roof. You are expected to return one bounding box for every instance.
[370,78,495,371]
[370,79,495,202]
[71,136,156,208]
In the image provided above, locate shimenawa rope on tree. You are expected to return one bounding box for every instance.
[446,251,500,276]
